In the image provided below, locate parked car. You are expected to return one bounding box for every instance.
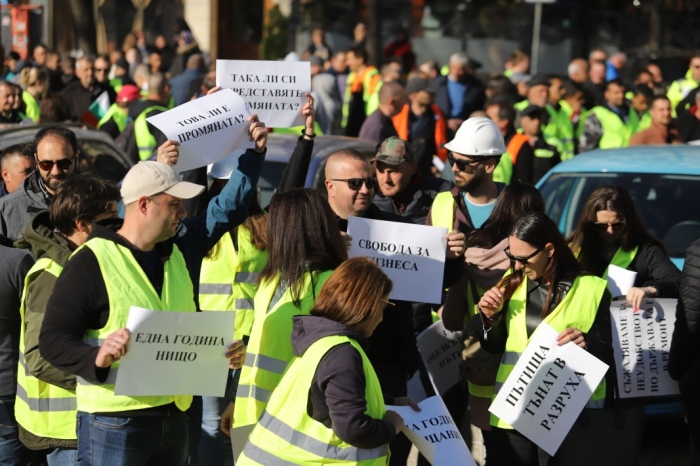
[537,145,700,269]
[0,124,132,183]
[537,145,700,419]
[259,133,377,206]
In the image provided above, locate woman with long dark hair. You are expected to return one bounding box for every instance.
[568,185,680,310]
[238,257,419,465]
[478,212,612,465]
[443,182,544,441]
[226,188,347,434]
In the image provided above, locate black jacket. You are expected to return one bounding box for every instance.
[291,315,395,448]
[62,80,116,122]
[669,239,700,385]
[372,174,453,226]
[336,205,419,396]
[433,74,486,122]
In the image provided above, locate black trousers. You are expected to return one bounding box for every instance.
[491,427,552,466]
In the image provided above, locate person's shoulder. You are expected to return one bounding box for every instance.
[0,242,32,265]
[0,179,31,211]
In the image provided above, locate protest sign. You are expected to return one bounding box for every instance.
[146,89,254,173]
[606,264,637,297]
[115,307,235,397]
[489,323,608,456]
[417,320,463,395]
[216,60,310,128]
[610,298,679,398]
[347,216,447,303]
[388,396,476,466]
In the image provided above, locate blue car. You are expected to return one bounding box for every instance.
[537,145,700,419]
[537,145,700,269]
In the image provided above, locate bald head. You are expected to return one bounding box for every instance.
[148,73,170,100]
[378,81,407,117]
[324,150,373,219]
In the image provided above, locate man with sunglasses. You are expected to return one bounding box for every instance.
[0,126,79,242]
[325,149,420,466]
[427,117,506,246]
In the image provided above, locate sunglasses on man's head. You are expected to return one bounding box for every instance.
[37,157,74,171]
[331,177,376,190]
[593,222,625,231]
[504,246,543,266]
[447,153,482,171]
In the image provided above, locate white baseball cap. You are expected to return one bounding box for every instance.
[121,161,204,205]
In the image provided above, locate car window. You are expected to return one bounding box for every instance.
[76,139,131,182]
[259,161,287,207]
[541,172,700,257]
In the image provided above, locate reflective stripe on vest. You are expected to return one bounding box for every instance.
[15,258,77,440]
[602,246,639,280]
[199,228,268,339]
[233,270,333,428]
[135,105,168,160]
[76,237,195,414]
[491,274,608,428]
[238,336,388,465]
[431,191,456,230]
[98,103,128,133]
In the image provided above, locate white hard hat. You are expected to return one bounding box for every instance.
[443,117,506,156]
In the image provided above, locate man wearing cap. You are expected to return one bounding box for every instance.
[514,74,573,160]
[391,77,448,177]
[373,136,452,225]
[519,105,561,183]
[433,52,486,137]
[358,81,406,144]
[39,119,267,465]
[98,84,140,139]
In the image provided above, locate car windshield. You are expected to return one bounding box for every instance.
[540,172,700,257]
[76,139,131,182]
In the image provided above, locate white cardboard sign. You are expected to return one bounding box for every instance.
[488,323,608,456]
[606,264,637,298]
[417,320,463,396]
[216,59,310,128]
[146,88,254,173]
[114,307,235,397]
[388,396,476,466]
[347,216,447,303]
[610,298,679,398]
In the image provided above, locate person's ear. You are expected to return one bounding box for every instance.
[137,196,149,214]
[545,242,555,258]
[74,219,93,234]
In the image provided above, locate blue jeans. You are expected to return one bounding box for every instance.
[198,396,228,465]
[77,410,188,466]
[45,447,78,466]
[0,395,35,466]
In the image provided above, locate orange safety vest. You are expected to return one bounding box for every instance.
[349,66,381,96]
[506,133,529,165]
[392,103,448,161]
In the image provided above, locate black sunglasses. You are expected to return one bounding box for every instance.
[37,157,74,171]
[331,177,376,190]
[447,153,482,171]
[594,222,625,231]
[504,246,543,266]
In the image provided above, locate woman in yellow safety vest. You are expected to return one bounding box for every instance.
[221,188,348,435]
[568,185,681,310]
[238,257,419,465]
[19,66,49,123]
[443,182,545,450]
[477,211,612,465]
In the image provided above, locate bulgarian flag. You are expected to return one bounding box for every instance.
[82,91,111,127]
